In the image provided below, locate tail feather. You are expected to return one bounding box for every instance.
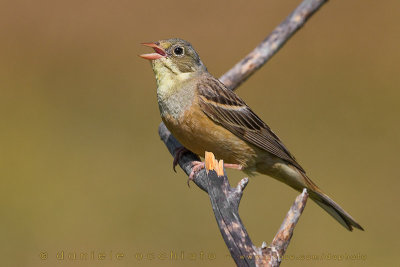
[301,173,364,231]
[258,163,364,231]
[310,190,364,231]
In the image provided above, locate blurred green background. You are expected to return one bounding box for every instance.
[1,0,399,266]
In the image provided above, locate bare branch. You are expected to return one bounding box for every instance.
[220,0,328,90]
[152,145,309,267]
[271,189,309,255]
[203,153,255,266]
[203,154,309,267]
[260,189,309,266]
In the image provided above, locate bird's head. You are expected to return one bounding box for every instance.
[140,38,207,83]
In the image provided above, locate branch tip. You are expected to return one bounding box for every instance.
[237,177,249,193]
[261,241,267,249]
[302,188,308,196]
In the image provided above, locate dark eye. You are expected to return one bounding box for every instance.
[173,46,184,56]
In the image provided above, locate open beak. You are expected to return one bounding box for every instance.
[139,42,167,60]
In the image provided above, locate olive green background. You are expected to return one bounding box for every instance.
[1,0,399,266]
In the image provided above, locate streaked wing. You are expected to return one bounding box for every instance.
[197,75,305,173]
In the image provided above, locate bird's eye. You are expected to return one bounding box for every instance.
[173,46,184,56]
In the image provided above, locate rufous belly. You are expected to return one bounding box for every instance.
[162,103,257,170]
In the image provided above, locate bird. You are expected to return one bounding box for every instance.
[140,38,363,231]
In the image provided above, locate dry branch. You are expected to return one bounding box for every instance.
[157,0,328,266]
[220,0,328,90]
[159,127,309,267]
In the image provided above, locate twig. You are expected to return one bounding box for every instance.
[220,0,328,90]
[261,189,309,266]
[157,0,328,266]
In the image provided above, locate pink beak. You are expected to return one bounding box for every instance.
[139,42,167,60]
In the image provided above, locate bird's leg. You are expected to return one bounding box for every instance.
[173,146,191,172]
[223,163,243,170]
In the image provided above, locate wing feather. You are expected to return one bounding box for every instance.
[197,75,305,173]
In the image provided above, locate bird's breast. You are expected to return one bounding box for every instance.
[156,73,197,120]
[162,99,257,171]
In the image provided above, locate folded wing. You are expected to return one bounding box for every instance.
[197,75,305,173]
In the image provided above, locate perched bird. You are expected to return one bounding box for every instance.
[140,38,363,231]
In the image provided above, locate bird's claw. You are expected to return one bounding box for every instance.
[187,161,205,187]
[173,146,190,172]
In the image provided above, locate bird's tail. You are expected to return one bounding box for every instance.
[302,174,364,231]
[258,162,363,231]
